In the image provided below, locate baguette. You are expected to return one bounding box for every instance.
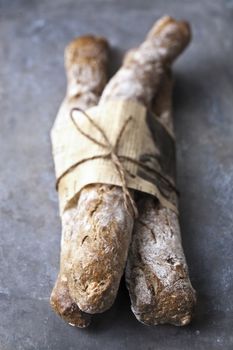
[125,70,196,326]
[50,35,109,327]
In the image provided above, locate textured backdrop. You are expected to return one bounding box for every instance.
[0,0,232,349]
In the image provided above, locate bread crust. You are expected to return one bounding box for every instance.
[125,70,196,326]
[50,35,109,327]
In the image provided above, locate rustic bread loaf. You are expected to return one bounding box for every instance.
[50,35,109,327]
[66,16,192,315]
[125,70,196,326]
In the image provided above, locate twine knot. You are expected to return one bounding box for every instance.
[70,107,138,218]
[55,107,179,219]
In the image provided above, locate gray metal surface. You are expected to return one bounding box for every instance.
[0,0,232,349]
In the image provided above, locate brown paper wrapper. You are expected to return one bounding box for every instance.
[51,100,178,215]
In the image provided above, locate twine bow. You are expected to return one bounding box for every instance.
[66,107,137,218]
[55,107,179,219]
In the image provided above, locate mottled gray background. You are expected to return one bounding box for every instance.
[0,0,233,349]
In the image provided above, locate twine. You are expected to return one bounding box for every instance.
[56,107,178,218]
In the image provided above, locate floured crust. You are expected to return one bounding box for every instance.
[126,197,196,325]
[125,71,196,326]
[65,35,109,104]
[100,17,190,106]
[66,185,133,313]
[50,35,109,327]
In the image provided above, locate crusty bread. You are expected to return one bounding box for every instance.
[50,35,109,327]
[51,17,196,325]
[126,70,196,326]
[66,17,193,315]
